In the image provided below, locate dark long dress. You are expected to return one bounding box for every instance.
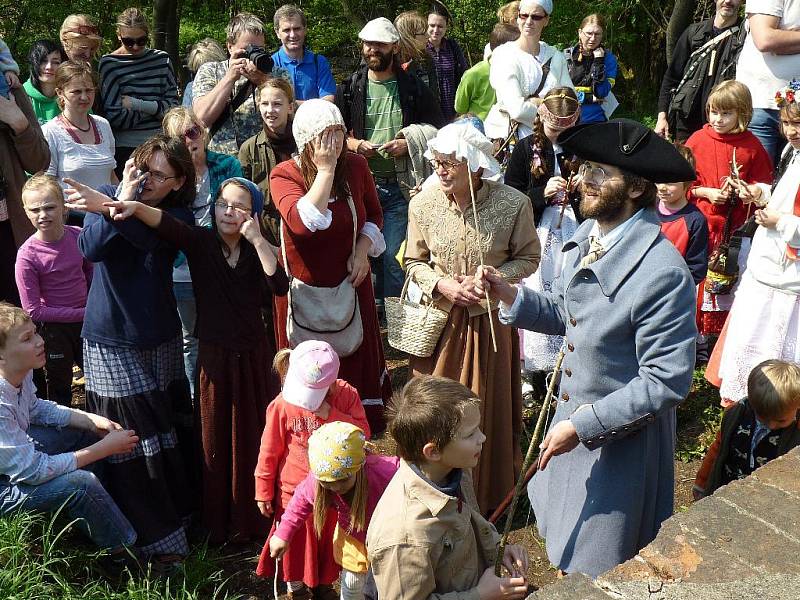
[269,153,392,435]
[156,214,289,543]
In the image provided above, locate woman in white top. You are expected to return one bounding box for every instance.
[485,0,574,141]
[710,96,800,405]
[42,61,116,190]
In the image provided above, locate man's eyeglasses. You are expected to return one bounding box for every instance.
[121,36,148,49]
[518,12,547,22]
[578,163,622,186]
[182,125,204,141]
[429,158,463,173]
[214,201,251,213]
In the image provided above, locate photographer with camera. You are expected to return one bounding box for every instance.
[193,13,274,156]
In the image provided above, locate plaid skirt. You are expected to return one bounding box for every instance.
[83,336,195,555]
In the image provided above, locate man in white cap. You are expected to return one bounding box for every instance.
[336,17,445,311]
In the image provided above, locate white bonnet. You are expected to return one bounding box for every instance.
[292,99,345,154]
[425,123,501,177]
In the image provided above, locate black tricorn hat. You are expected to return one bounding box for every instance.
[557,118,696,183]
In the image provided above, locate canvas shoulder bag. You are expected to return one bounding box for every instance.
[280,194,363,357]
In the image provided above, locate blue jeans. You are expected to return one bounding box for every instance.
[0,425,136,551]
[372,182,408,300]
[174,281,198,399]
[749,108,784,166]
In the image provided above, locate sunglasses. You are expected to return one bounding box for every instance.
[121,36,148,48]
[518,12,547,22]
[183,125,204,141]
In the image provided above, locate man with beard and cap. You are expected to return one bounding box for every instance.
[481,118,698,577]
[336,17,445,310]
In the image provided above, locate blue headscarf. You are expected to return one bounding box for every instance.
[220,177,264,217]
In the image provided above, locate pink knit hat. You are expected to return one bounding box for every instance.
[282,341,341,411]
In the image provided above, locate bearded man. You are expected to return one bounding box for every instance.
[336,17,445,304]
[482,119,698,578]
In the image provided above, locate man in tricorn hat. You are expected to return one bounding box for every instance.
[481,119,698,577]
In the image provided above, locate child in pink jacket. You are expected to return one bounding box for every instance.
[267,422,399,600]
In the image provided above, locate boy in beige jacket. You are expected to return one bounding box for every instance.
[366,375,529,599]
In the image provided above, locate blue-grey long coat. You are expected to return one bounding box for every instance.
[501,208,697,577]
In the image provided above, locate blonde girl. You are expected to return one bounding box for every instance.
[267,422,399,600]
[685,80,774,341]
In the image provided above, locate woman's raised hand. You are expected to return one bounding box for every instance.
[544,176,567,200]
[118,158,148,203]
[64,178,114,215]
[312,128,343,173]
[239,211,264,243]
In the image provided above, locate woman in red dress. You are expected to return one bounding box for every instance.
[269,100,392,435]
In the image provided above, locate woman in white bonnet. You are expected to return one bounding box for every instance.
[270,99,393,435]
[485,0,574,142]
[404,121,541,513]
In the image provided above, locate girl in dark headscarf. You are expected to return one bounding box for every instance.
[23,40,68,124]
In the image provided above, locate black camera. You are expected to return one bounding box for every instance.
[244,44,274,74]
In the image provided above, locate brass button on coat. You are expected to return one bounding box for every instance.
[568,343,575,352]
[561,392,570,401]
[565,368,572,377]
[569,317,577,326]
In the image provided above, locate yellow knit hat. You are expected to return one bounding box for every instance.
[308,422,367,482]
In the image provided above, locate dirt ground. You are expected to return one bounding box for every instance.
[70,336,703,598]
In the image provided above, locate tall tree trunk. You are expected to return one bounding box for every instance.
[666,0,697,61]
[153,0,185,86]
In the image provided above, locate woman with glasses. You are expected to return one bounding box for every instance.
[405,122,540,514]
[162,106,242,403]
[67,141,287,545]
[564,14,618,123]
[99,8,179,179]
[42,61,116,191]
[485,0,574,142]
[61,136,197,565]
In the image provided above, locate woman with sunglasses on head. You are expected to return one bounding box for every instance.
[394,11,439,105]
[485,0,574,143]
[23,40,68,125]
[162,106,242,402]
[67,167,288,545]
[42,61,116,192]
[59,15,102,64]
[60,135,196,565]
[564,14,618,123]
[99,8,179,179]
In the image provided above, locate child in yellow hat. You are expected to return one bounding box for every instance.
[267,421,399,600]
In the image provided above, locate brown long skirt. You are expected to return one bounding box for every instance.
[410,306,522,514]
[197,339,280,543]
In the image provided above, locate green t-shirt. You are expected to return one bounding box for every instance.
[364,78,403,179]
[454,60,495,122]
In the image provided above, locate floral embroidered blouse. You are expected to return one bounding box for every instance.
[405,178,541,316]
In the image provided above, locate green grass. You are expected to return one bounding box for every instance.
[0,509,239,600]
[676,368,724,462]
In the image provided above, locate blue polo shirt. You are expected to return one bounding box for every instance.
[271,47,336,101]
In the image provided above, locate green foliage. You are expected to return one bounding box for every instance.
[0,509,237,599]
[676,368,724,462]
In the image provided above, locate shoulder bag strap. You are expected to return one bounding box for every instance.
[209,77,253,140]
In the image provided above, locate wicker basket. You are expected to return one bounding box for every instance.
[386,277,449,358]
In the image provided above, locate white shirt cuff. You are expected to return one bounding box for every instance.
[296,195,333,231]
[498,284,523,319]
[360,221,386,257]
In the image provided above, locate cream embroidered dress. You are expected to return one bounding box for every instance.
[404,178,540,512]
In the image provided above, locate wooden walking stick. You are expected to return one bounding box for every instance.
[493,344,566,576]
[466,170,498,352]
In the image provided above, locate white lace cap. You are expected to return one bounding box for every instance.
[292,99,345,155]
[425,123,502,178]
